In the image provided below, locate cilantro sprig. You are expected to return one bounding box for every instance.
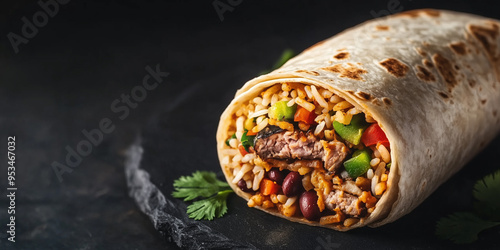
[435,170,500,244]
[172,171,233,220]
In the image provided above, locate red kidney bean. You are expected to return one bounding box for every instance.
[237,179,250,192]
[299,190,321,221]
[267,169,285,185]
[282,172,302,197]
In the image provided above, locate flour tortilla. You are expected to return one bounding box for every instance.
[216,9,500,230]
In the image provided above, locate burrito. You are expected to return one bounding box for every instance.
[216,9,500,230]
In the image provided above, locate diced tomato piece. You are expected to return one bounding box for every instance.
[260,178,281,195]
[246,130,258,136]
[361,123,390,149]
[238,144,249,156]
[294,106,317,125]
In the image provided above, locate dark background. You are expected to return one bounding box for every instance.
[0,0,499,249]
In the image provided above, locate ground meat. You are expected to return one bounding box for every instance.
[325,190,366,216]
[254,127,349,173]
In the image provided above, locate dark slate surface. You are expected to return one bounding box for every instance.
[0,0,499,249]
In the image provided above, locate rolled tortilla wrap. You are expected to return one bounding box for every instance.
[216,9,500,230]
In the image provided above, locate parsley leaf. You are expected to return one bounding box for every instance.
[473,170,500,221]
[172,171,233,220]
[435,212,500,244]
[172,171,230,201]
[435,170,500,243]
[187,190,232,220]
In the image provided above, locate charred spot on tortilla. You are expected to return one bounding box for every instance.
[375,25,389,31]
[354,91,373,101]
[321,63,367,80]
[449,42,468,55]
[379,58,409,77]
[371,98,381,106]
[494,110,498,117]
[296,69,320,76]
[468,79,477,88]
[438,91,449,99]
[333,52,349,60]
[468,22,500,79]
[422,59,434,68]
[416,65,437,82]
[481,99,487,105]
[415,47,427,57]
[382,97,392,106]
[432,53,458,89]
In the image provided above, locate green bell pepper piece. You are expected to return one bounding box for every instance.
[268,101,297,122]
[344,149,372,179]
[333,114,368,145]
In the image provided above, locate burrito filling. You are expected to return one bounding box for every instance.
[221,83,391,227]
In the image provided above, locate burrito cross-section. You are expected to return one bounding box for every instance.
[216,9,500,230]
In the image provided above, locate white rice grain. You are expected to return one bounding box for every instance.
[325,113,332,129]
[290,90,297,98]
[256,118,269,132]
[333,101,353,111]
[314,121,326,136]
[304,85,313,99]
[252,170,265,191]
[229,138,237,148]
[252,97,263,105]
[311,85,328,108]
[284,196,297,208]
[329,95,344,104]
[370,157,380,167]
[277,194,287,203]
[295,97,315,112]
[249,109,268,118]
[378,144,391,163]
[232,164,252,184]
[241,153,255,163]
[321,89,334,99]
[271,94,279,106]
[287,98,296,107]
[366,168,374,179]
[236,116,245,132]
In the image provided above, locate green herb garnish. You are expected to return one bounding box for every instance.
[172,171,233,220]
[435,170,500,243]
[240,130,255,151]
[260,48,295,74]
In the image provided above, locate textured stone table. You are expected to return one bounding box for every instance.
[0,1,499,249]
